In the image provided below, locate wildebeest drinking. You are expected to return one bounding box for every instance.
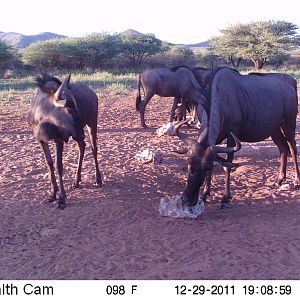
[174,67,300,209]
[27,74,102,209]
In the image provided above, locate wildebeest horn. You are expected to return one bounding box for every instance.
[213,132,241,154]
[172,119,198,147]
[214,155,239,169]
[54,74,71,107]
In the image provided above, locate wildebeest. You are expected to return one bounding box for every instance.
[136,66,209,127]
[27,74,102,209]
[174,67,299,208]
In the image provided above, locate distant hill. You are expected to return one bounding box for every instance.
[185,41,210,48]
[120,29,143,36]
[0,32,67,48]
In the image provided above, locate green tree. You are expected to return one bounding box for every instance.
[79,33,121,69]
[119,32,162,69]
[0,40,16,67]
[167,45,195,66]
[147,44,195,67]
[209,27,243,68]
[210,20,300,70]
[23,40,65,70]
[23,34,121,71]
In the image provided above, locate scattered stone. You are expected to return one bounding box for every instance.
[159,194,204,219]
[156,122,174,137]
[135,149,163,164]
[278,183,292,191]
[40,228,60,237]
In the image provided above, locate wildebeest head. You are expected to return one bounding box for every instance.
[173,120,241,206]
[30,74,85,143]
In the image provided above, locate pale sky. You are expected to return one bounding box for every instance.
[1,0,300,44]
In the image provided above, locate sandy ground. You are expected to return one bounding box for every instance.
[0,89,299,280]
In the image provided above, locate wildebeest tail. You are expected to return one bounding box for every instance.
[135,74,142,111]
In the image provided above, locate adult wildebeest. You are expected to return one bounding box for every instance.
[174,67,299,209]
[135,66,209,127]
[27,74,102,209]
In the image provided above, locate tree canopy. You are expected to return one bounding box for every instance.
[0,40,16,67]
[118,32,163,69]
[22,32,164,71]
[22,33,121,71]
[210,20,300,69]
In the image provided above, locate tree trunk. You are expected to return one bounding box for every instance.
[252,58,265,70]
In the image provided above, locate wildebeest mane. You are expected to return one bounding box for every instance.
[192,67,209,72]
[248,72,269,76]
[170,65,191,72]
[210,66,239,79]
[207,67,240,91]
[198,67,240,112]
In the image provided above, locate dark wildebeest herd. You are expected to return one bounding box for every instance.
[27,66,299,210]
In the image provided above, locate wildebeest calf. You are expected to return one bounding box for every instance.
[27,74,102,209]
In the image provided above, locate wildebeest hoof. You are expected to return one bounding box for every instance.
[220,203,231,209]
[48,196,56,203]
[57,203,66,210]
[95,182,102,188]
[72,182,80,189]
[274,179,286,187]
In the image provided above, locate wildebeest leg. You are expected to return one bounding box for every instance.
[202,171,212,202]
[221,153,234,209]
[139,92,154,128]
[73,140,86,188]
[192,104,197,124]
[170,97,179,122]
[40,142,58,202]
[181,99,187,121]
[87,126,102,187]
[55,141,66,209]
[196,104,208,126]
[271,131,289,186]
[221,136,235,208]
[281,126,300,187]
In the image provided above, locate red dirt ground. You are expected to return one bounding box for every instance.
[0,89,299,280]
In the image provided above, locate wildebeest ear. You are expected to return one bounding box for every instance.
[39,81,60,94]
[214,155,239,169]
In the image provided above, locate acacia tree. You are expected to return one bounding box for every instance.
[118,32,162,69]
[23,34,121,71]
[210,20,300,69]
[209,27,243,68]
[0,40,16,68]
[148,44,195,67]
[80,33,120,69]
[23,40,65,70]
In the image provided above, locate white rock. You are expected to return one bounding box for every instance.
[159,195,204,219]
[156,123,174,137]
